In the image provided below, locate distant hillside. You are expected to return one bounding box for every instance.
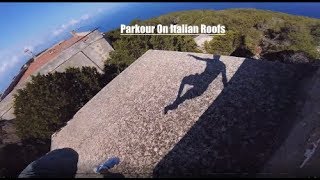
[106,9,320,68]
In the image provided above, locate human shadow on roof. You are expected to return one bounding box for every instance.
[155,57,318,177]
[164,54,227,114]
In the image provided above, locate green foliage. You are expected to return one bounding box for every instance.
[106,49,136,73]
[150,35,199,52]
[104,29,121,47]
[13,67,105,141]
[288,31,319,59]
[310,23,320,45]
[244,28,263,53]
[106,19,199,71]
[204,30,241,55]
[105,9,320,68]
[136,9,320,59]
[130,18,142,25]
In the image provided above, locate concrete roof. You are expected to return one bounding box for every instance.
[51,49,312,177]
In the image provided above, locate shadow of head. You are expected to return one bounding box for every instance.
[18,148,79,178]
[214,54,221,60]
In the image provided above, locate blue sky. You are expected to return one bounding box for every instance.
[0,3,127,92]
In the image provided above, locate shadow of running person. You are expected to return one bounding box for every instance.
[18,148,79,178]
[164,54,228,114]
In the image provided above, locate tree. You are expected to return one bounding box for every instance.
[13,67,105,141]
[105,18,199,71]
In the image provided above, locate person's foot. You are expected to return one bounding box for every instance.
[93,157,120,174]
[164,103,177,114]
[164,106,170,114]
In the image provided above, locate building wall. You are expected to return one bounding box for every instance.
[0,30,114,120]
[0,66,27,101]
[55,52,99,73]
[82,38,112,70]
[35,30,113,75]
[0,93,15,120]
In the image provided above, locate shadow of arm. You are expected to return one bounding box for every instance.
[188,54,210,62]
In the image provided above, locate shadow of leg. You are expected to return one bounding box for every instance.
[164,101,179,114]
[164,87,202,115]
[164,75,199,114]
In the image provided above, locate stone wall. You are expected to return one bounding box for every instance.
[55,52,97,73]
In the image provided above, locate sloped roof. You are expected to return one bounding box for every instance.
[51,50,312,177]
[75,31,90,36]
[20,35,87,81]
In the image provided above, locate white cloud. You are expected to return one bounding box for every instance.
[69,19,79,26]
[0,55,22,75]
[0,38,47,91]
[80,14,90,21]
[52,13,92,37]
[0,40,44,78]
[0,62,9,74]
[0,4,128,92]
[0,54,23,92]
[53,28,64,36]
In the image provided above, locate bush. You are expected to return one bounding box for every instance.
[13,67,106,141]
[204,30,241,55]
[105,18,199,70]
[136,9,320,60]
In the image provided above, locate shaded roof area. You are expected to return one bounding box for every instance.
[51,50,317,177]
[20,34,88,81]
